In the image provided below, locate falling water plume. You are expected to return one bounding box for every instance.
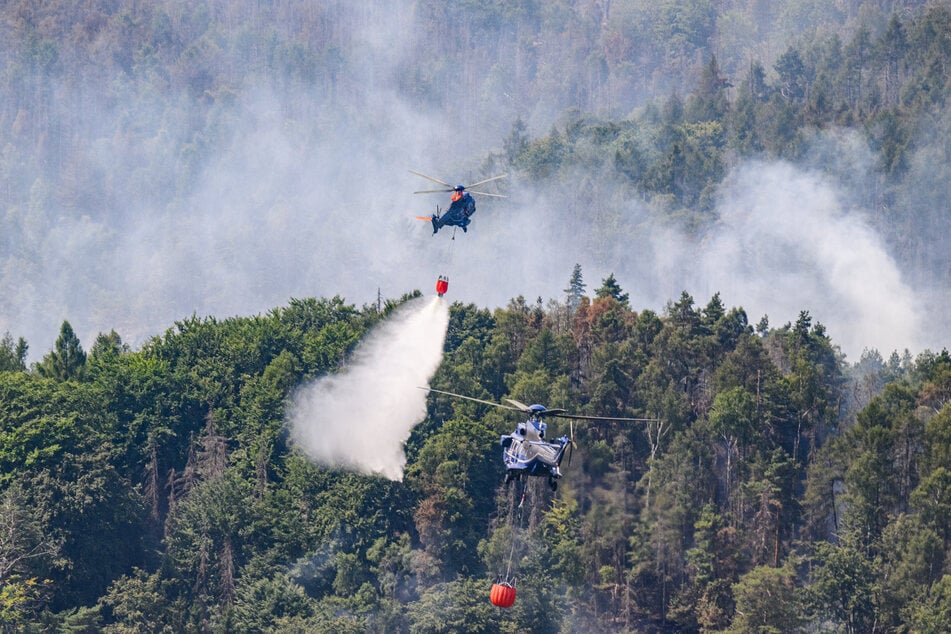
[288,295,449,480]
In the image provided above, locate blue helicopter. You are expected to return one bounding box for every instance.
[422,388,653,491]
[409,170,507,234]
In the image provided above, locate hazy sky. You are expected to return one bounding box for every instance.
[0,2,946,364]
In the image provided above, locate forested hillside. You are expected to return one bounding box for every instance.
[2,1,951,632]
[1,286,949,632]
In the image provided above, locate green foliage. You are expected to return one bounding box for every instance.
[594,273,629,307]
[35,321,87,381]
[99,568,182,633]
[911,466,951,544]
[923,401,951,475]
[907,574,951,634]
[0,288,945,631]
[709,386,758,448]
[728,562,803,633]
[0,481,57,626]
[0,332,28,372]
[519,126,567,179]
[563,263,586,310]
[406,418,498,577]
[841,381,923,545]
[406,577,499,634]
[231,571,314,633]
[0,575,53,630]
[805,539,877,632]
[875,514,944,629]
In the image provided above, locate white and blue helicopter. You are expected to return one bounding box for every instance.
[421,388,653,491]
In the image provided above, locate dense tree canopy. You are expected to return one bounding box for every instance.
[0,283,946,631]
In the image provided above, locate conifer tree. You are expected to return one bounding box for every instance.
[564,263,586,310]
[595,273,629,306]
[36,321,86,380]
[0,332,28,372]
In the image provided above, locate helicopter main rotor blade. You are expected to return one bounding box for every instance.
[503,398,567,417]
[465,173,508,189]
[409,170,453,188]
[413,188,453,194]
[420,387,522,412]
[466,190,508,198]
[549,411,659,422]
[503,398,531,412]
[425,388,658,422]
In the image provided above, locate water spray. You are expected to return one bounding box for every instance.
[288,295,450,480]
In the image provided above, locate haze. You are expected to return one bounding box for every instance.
[0,2,946,364]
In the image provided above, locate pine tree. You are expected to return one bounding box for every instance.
[36,321,86,380]
[503,116,530,167]
[595,273,629,306]
[564,263,586,310]
[0,332,28,372]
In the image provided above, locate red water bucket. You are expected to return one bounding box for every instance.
[435,275,449,297]
[490,582,516,608]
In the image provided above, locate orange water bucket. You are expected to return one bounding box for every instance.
[490,582,516,608]
[435,275,449,297]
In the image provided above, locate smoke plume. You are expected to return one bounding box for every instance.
[287,296,449,480]
[0,2,946,366]
[695,161,923,357]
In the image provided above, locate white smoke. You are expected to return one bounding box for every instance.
[441,158,929,361]
[287,295,449,480]
[1,4,946,366]
[694,160,923,359]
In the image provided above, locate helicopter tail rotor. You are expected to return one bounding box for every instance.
[566,420,577,467]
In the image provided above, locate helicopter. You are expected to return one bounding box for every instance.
[421,387,655,491]
[410,170,507,234]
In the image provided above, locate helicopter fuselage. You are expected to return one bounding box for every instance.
[500,417,570,482]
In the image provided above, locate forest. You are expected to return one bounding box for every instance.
[2,288,950,632]
[2,0,951,632]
